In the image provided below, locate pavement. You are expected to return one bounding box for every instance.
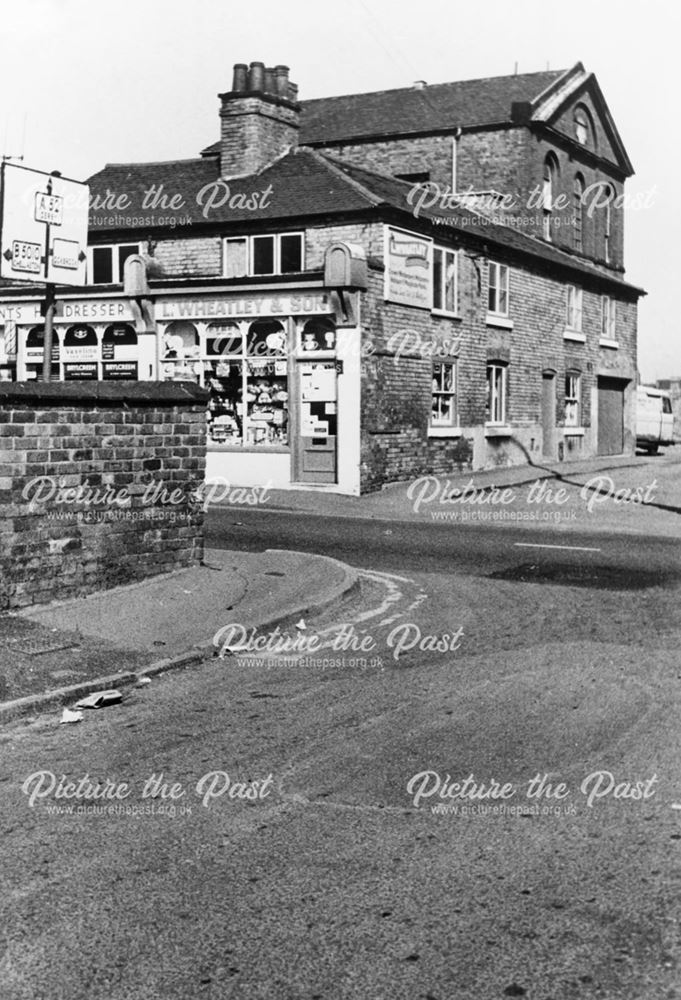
[226,447,681,538]
[0,548,358,724]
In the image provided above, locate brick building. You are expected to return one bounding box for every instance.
[0,60,643,494]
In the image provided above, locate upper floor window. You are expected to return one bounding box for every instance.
[223,233,304,278]
[574,106,591,146]
[542,154,558,241]
[88,243,140,284]
[601,296,617,341]
[432,247,458,314]
[488,261,509,316]
[565,285,583,331]
[573,175,585,253]
[603,187,613,263]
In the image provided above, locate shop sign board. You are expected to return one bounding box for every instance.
[64,363,98,380]
[384,226,432,309]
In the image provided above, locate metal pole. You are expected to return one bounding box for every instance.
[42,283,55,381]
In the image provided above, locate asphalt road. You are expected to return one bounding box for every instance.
[205,505,681,583]
[3,512,681,999]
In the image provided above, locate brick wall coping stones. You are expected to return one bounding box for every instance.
[0,381,209,407]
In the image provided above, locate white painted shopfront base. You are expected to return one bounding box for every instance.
[205,447,360,495]
[205,450,291,490]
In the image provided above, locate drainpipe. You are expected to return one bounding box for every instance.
[452,128,462,193]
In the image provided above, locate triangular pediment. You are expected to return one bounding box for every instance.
[528,63,633,176]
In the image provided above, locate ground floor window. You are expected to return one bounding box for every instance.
[565,372,581,426]
[431,360,457,426]
[486,363,507,424]
[205,319,289,447]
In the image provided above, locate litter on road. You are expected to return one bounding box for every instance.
[75,689,123,710]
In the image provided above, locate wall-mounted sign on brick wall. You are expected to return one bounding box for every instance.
[384,226,432,310]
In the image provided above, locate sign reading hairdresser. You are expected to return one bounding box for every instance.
[384,226,432,309]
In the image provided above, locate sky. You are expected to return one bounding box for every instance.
[1,0,676,381]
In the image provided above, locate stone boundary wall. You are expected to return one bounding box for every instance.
[0,381,208,610]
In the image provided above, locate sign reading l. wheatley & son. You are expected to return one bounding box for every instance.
[384,226,432,309]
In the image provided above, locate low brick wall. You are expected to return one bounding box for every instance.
[0,381,208,611]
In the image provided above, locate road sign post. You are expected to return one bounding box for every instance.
[0,162,89,381]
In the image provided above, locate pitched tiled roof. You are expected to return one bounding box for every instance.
[87,149,379,233]
[201,69,565,157]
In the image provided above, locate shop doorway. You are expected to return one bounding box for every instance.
[293,360,338,484]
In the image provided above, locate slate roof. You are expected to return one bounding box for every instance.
[87,149,377,232]
[200,69,565,157]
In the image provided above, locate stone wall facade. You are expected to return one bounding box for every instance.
[0,381,207,610]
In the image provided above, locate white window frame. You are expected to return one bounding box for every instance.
[600,295,618,346]
[565,285,583,332]
[430,359,458,431]
[432,247,458,315]
[88,242,141,284]
[223,232,304,278]
[565,372,581,427]
[487,262,509,317]
[486,362,508,426]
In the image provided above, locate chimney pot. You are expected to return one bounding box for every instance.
[264,67,276,94]
[274,64,290,96]
[232,63,248,92]
[248,61,265,91]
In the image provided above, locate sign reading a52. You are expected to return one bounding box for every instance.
[34,192,63,226]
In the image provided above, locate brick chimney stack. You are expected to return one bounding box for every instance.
[218,61,300,178]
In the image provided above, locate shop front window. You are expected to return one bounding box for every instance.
[300,318,337,353]
[205,319,289,448]
[161,321,202,382]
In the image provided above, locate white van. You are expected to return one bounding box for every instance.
[636,386,674,453]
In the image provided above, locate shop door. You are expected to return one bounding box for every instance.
[541,373,556,459]
[294,361,338,484]
[597,377,625,455]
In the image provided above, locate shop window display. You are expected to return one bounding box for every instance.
[161,320,202,382]
[300,318,336,352]
[205,319,289,447]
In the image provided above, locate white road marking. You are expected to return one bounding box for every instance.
[361,569,414,584]
[513,542,601,553]
[671,803,681,810]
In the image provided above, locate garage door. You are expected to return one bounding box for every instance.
[597,377,625,455]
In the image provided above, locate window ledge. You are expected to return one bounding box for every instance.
[599,338,619,349]
[563,426,585,437]
[432,309,462,321]
[484,424,513,437]
[486,314,513,330]
[563,330,586,343]
[428,426,462,438]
